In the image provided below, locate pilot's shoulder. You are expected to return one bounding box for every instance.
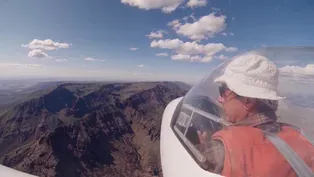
[212,126,265,144]
[213,126,259,135]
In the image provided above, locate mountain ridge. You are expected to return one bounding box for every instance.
[0,81,190,177]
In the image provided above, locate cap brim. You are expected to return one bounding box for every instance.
[214,76,226,84]
[214,75,285,100]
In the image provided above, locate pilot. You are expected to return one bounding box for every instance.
[198,53,314,176]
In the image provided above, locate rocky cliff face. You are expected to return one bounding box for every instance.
[0,81,189,177]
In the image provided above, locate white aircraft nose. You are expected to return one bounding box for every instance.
[0,165,37,177]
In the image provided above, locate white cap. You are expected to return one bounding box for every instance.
[214,53,285,100]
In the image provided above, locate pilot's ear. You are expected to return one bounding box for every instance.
[243,98,257,111]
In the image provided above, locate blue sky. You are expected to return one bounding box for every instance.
[0,0,314,83]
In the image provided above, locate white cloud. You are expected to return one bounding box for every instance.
[22,39,70,51]
[147,30,165,39]
[280,64,314,76]
[121,0,183,13]
[0,63,43,68]
[28,49,50,59]
[167,19,182,30]
[56,59,68,62]
[190,13,196,21]
[225,47,238,52]
[84,57,105,62]
[182,13,197,23]
[182,16,189,22]
[199,55,214,63]
[171,54,213,63]
[175,13,227,40]
[186,0,207,8]
[217,54,229,60]
[22,39,70,59]
[178,41,226,55]
[156,53,168,57]
[171,54,191,60]
[222,32,234,36]
[151,39,183,49]
[151,39,234,55]
[151,39,237,63]
[161,4,180,13]
[130,47,139,51]
[137,64,145,67]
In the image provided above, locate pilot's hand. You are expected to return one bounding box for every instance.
[197,130,208,144]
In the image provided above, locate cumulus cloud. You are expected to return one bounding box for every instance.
[121,0,183,13]
[161,4,180,13]
[179,42,227,55]
[171,54,191,60]
[167,19,182,30]
[130,47,139,51]
[199,55,214,63]
[173,13,227,40]
[56,59,68,62]
[84,57,105,62]
[147,30,165,39]
[151,39,235,55]
[225,47,238,52]
[186,0,207,8]
[280,64,314,76]
[28,49,50,59]
[22,39,70,59]
[171,54,213,63]
[156,53,168,57]
[151,39,183,49]
[22,39,70,51]
[151,39,237,63]
[0,63,43,68]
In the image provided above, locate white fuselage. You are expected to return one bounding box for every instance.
[160,97,223,177]
[0,165,37,177]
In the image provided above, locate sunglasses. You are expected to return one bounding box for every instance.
[219,84,229,97]
[218,84,243,105]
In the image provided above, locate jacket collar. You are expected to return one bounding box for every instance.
[233,111,277,127]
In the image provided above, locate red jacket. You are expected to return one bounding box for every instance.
[212,125,314,177]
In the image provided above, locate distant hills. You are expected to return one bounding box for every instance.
[0,81,190,177]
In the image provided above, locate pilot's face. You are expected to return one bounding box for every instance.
[218,85,248,123]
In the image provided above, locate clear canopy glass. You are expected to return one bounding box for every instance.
[172,47,314,173]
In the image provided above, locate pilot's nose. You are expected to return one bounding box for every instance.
[218,96,224,104]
